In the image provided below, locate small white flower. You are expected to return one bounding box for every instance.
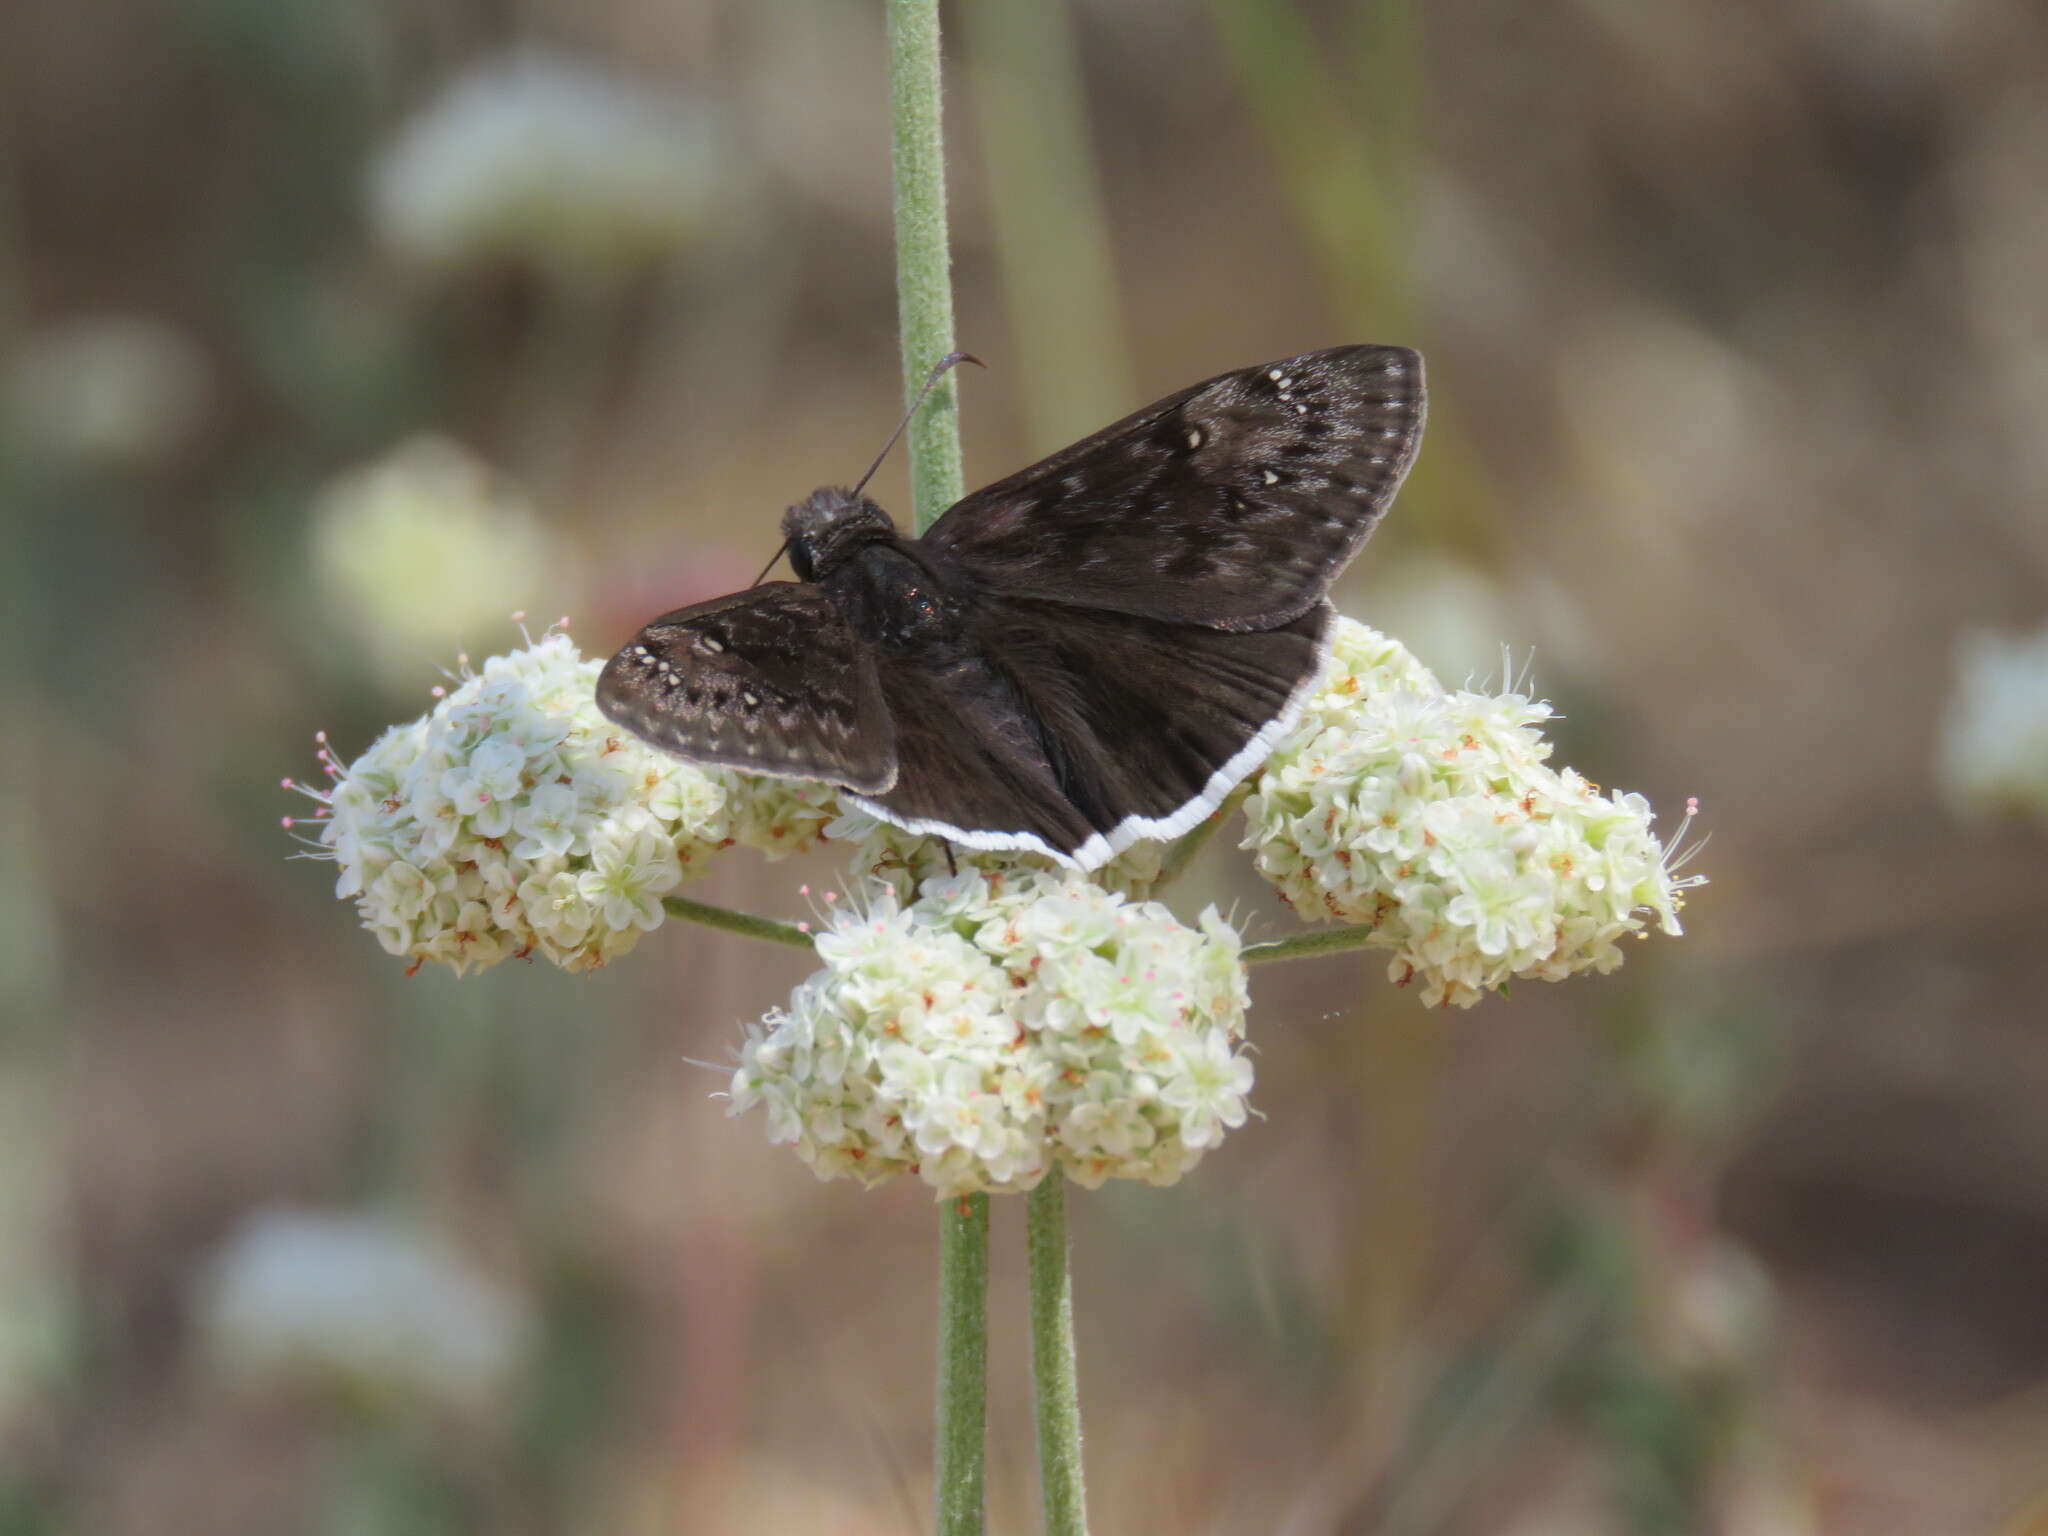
[200,1210,532,1415]
[730,872,1253,1198]
[579,816,683,931]
[1243,618,1699,1008]
[294,628,729,973]
[1938,622,2048,828]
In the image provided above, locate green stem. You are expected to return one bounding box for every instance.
[660,894,814,951]
[889,0,966,535]
[936,1194,991,1534]
[1242,922,1380,966]
[887,5,988,1531]
[1026,1169,1089,1534]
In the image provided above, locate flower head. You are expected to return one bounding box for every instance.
[1244,619,1698,1008]
[293,627,729,972]
[1938,622,2048,828]
[730,872,1253,1197]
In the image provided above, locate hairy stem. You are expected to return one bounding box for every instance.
[890,0,966,535]
[660,894,814,951]
[1026,1169,1090,1534]
[936,1192,992,1535]
[1242,922,1380,966]
[888,4,989,1530]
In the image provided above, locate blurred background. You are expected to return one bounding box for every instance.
[4,0,2046,1530]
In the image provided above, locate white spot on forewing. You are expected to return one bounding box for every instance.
[1268,368,1284,381]
[699,635,726,654]
[1186,428,1204,449]
[742,691,760,707]
[1262,469,1280,485]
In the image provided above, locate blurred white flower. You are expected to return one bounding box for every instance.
[201,1211,532,1415]
[729,871,1253,1198]
[370,51,721,283]
[311,436,569,692]
[1938,622,2048,827]
[2,314,217,472]
[1244,619,1698,1009]
[1352,552,1519,690]
[292,628,730,973]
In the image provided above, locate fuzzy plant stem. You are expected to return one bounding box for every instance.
[890,0,967,536]
[886,3,989,1530]
[1026,1168,1090,1534]
[1242,922,1380,965]
[660,894,815,950]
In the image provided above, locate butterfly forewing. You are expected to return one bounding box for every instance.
[923,345,1422,632]
[600,342,1427,870]
[596,584,897,793]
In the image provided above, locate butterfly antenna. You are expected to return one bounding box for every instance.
[851,350,986,498]
[750,538,792,587]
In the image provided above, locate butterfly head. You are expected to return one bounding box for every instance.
[782,488,898,582]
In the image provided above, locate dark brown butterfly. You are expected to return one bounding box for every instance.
[597,345,1425,870]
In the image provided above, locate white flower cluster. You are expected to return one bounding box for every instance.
[1938,622,2048,828]
[1244,619,1695,1009]
[201,1211,533,1416]
[370,52,721,283]
[729,872,1253,1198]
[297,630,745,973]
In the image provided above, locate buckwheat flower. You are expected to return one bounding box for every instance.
[1244,618,1697,1009]
[311,437,566,692]
[290,628,729,973]
[370,51,721,284]
[1938,622,2048,828]
[729,873,1253,1198]
[720,774,844,858]
[201,1210,532,1416]
[829,804,1165,901]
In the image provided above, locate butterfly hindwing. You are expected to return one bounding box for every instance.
[923,345,1422,632]
[976,597,1331,860]
[596,583,897,793]
[850,598,1330,867]
[849,638,1100,859]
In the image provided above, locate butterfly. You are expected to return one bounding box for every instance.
[597,344,1425,871]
